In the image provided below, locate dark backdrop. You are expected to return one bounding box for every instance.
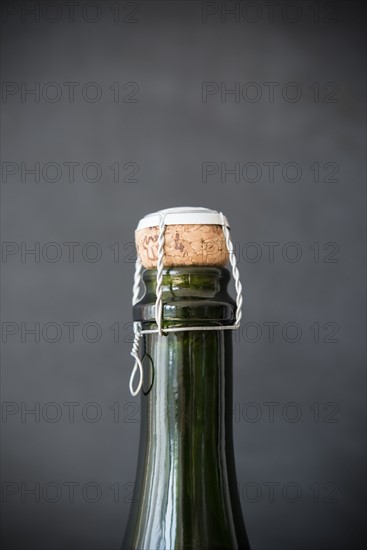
[1,1,366,549]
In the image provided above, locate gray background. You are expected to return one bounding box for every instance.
[1,1,366,549]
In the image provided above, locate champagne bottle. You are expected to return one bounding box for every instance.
[122,208,251,550]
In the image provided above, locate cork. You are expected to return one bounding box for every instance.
[136,224,229,269]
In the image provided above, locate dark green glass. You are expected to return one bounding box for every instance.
[122,267,251,550]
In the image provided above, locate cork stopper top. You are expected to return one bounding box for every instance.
[135,207,230,269]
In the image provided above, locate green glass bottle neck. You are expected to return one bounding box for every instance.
[123,267,250,549]
[134,266,236,327]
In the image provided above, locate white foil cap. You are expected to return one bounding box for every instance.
[136,206,230,230]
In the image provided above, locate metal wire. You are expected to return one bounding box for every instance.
[129,213,244,396]
[219,212,243,326]
[154,213,167,335]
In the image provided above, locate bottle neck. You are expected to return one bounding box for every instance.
[124,268,249,550]
[134,266,236,327]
